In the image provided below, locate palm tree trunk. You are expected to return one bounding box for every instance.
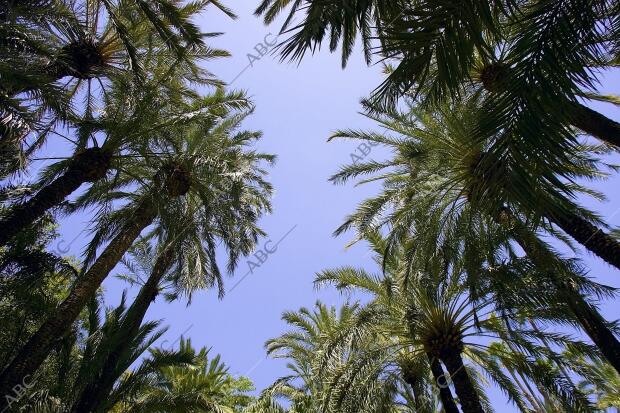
[0,147,112,247]
[564,295,620,373]
[401,370,423,411]
[0,200,155,407]
[495,208,620,374]
[438,350,484,413]
[70,247,175,413]
[570,102,620,148]
[506,367,544,412]
[426,353,460,413]
[121,248,174,333]
[549,212,620,271]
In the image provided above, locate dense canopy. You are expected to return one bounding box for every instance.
[1,0,619,412]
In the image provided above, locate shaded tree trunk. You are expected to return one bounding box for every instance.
[401,369,424,412]
[495,208,620,374]
[0,147,112,247]
[438,350,484,413]
[70,247,175,413]
[550,212,620,271]
[570,102,620,148]
[0,200,155,407]
[564,296,620,374]
[426,353,460,413]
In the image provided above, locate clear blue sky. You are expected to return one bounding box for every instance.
[47,3,620,411]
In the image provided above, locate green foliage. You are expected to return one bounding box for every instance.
[2,0,620,412]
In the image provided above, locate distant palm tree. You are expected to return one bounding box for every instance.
[328,96,620,375]
[0,105,274,405]
[567,351,620,412]
[115,338,254,413]
[265,302,411,413]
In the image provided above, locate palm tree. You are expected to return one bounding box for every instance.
[0,104,274,405]
[568,353,620,412]
[1,275,250,413]
[0,55,245,248]
[113,338,254,413]
[67,297,200,413]
[254,0,620,259]
[255,0,620,151]
[314,235,594,413]
[69,140,273,411]
[327,96,620,374]
[265,302,411,413]
[0,0,234,173]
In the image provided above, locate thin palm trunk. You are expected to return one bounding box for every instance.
[426,353,460,413]
[501,330,547,412]
[507,367,545,412]
[549,212,620,271]
[70,247,175,413]
[495,208,620,374]
[0,147,112,247]
[438,350,484,413]
[570,102,620,148]
[0,200,155,406]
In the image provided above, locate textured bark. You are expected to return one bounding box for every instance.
[0,200,155,407]
[570,102,620,148]
[427,353,460,413]
[439,350,484,413]
[70,248,175,413]
[0,147,112,247]
[550,212,620,271]
[495,208,620,374]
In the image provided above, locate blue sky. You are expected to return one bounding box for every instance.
[46,3,620,411]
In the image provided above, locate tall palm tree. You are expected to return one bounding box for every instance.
[0,104,274,405]
[69,134,273,411]
[327,96,620,374]
[0,56,245,248]
[254,0,620,251]
[314,235,594,413]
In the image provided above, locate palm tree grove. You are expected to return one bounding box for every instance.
[3,0,620,412]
